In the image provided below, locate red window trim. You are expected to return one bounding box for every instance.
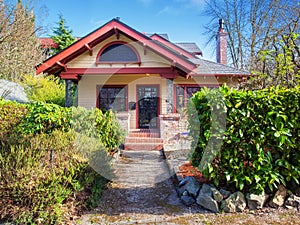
[96,41,141,65]
[96,84,128,111]
[173,84,220,112]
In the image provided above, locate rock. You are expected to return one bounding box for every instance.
[182,190,189,196]
[178,176,201,198]
[246,192,269,210]
[199,184,213,196]
[285,194,300,210]
[219,188,231,199]
[269,185,287,208]
[211,187,224,202]
[0,79,29,103]
[177,187,185,196]
[221,191,247,213]
[196,193,219,213]
[196,184,219,212]
[181,195,195,206]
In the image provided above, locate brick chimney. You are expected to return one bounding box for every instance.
[216,19,228,65]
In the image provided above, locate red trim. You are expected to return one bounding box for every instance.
[151,34,196,58]
[85,43,93,56]
[36,19,196,75]
[55,61,67,71]
[173,84,220,112]
[60,67,178,75]
[96,85,128,111]
[60,73,80,80]
[136,84,160,129]
[96,41,141,64]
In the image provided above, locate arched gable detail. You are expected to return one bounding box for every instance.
[96,41,141,64]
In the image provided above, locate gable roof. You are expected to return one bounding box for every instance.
[150,34,198,59]
[190,58,251,76]
[36,18,251,79]
[36,19,197,75]
[175,43,202,56]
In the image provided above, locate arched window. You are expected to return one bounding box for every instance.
[97,42,140,63]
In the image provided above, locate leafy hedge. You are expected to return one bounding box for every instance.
[0,99,124,224]
[187,85,300,194]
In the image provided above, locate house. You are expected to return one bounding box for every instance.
[36,18,250,150]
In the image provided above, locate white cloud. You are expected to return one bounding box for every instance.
[157,6,180,16]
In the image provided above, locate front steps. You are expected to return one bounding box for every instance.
[124,129,163,151]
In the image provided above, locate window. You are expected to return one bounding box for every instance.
[175,85,201,112]
[98,86,127,112]
[98,42,139,63]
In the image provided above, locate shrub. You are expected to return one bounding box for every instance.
[71,106,125,152]
[0,130,109,224]
[22,74,65,106]
[0,99,27,144]
[0,101,122,224]
[19,101,71,134]
[188,85,300,194]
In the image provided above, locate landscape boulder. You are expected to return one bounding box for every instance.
[246,191,269,210]
[284,194,300,210]
[178,176,201,198]
[0,79,29,103]
[221,191,247,213]
[196,184,219,213]
[269,185,287,208]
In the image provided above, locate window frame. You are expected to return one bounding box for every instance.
[174,84,220,112]
[97,85,128,112]
[96,41,141,65]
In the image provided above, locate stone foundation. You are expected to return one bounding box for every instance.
[159,113,180,151]
[117,112,130,134]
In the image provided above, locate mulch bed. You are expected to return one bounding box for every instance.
[178,161,210,183]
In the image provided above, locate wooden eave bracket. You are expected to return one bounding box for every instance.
[114,26,120,39]
[143,43,147,55]
[55,61,67,72]
[85,43,93,56]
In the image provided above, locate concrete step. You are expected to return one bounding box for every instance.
[128,132,160,138]
[125,137,163,144]
[124,143,163,151]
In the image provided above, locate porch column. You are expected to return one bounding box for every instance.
[65,79,73,107]
[166,78,174,113]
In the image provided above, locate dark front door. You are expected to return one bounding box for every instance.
[137,85,159,129]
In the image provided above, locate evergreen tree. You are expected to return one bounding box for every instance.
[51,15,76,55]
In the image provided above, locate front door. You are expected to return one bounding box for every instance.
[137,85,159,129]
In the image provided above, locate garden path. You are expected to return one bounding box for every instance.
[77,150,205,225]
[77,150,300,225]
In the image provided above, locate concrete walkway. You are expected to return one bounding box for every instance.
[78,150,204,225]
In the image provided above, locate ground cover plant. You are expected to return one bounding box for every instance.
[187,85,300,194]
[0,99,124,224]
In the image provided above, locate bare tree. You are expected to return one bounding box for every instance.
[203,0,299,79]
[0,0,44,82]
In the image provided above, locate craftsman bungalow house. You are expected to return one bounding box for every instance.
[37,18,250,150]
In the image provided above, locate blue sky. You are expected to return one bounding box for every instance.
[33,0,217,60]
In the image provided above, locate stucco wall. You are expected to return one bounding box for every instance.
[78,74,170,129]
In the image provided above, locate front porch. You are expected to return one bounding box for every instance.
[117,112,192,151]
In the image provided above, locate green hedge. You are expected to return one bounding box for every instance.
[0,100,124,224]
[187,85,300,194]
